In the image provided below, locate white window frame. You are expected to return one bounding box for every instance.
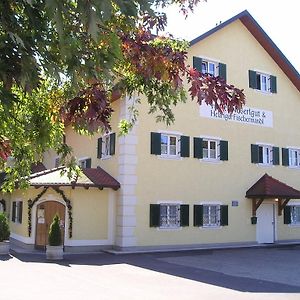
[159,203,181,229]
[102,133,111,159]
[202,59,218,77]
[12,200,22,224]
[78,157,90,169]
[257,144,273,165]
[160,134,180,158]
[202,204,221,228]
[256,72,271,93]
[202,138,220,161]
[290,205,300,225]
[289,149,300,168]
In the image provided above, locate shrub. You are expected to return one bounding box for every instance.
[48,214,62,246]
[0,212,10,242]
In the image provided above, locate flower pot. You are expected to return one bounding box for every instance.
[46,245,64,260]
[0,240,10,255]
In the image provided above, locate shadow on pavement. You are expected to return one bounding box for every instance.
[9,248,300,293]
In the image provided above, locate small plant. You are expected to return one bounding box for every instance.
[0,212,10,242]
[48,214,62,246]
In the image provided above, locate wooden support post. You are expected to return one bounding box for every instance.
[252,198,264,216]
[278,198,290,216]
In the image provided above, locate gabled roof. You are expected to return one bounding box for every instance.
[29,167,120,190]
[246,173,300,199]
[190,10,300,92]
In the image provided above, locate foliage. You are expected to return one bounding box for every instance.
[0,0,245,191]
[48,214,62,246]
[0,212,10,242]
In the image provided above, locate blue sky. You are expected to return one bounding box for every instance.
[163,0,299,72]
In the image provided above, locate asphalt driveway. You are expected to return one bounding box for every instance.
[1,245,300,299]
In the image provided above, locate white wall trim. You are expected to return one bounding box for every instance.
[64,239,111,246]
[158,130,183,136]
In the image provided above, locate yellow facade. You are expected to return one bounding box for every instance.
[4,12,300,251]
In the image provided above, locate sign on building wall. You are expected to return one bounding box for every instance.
[200,104,273,128]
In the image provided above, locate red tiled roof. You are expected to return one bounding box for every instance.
[83,167,120,190]
[246,173,300,199]
[29,167,120,190]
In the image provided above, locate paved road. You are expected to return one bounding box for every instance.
[1,246,300,299]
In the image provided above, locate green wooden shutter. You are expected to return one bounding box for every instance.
[18,202,23,224]
[220,205,228,226]
[220,140,228,161]
[193,56,202,72]
[150,204,160,227]
[150,132,161,155]
[284,206,291,224]
[97,138,102,159]
[251,144,259,163]
[270,75,277,93]
[12,201,16,222]
[180,205,189,227]
[282,148,289,166]
[272,146,280,165]
[249,70,257,89]
[110,133,116,155]
[193,137,203,159]
[85,158,91,168]
[193,205,203,226]
[180,136,190,157]
[219,63,227,82]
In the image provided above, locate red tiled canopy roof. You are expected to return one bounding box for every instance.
[246,173,300,199]
[29,166,120,190]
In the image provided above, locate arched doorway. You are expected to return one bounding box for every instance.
[35,201,65,249]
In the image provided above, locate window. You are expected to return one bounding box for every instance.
[284,205,300,225]
[203,205,220,227]
[161,134,179,156]
[202,60,217,76]
[97,133,116,159]
[194,204,228,227]
[78,158,91,169]
[249,70,277,93]
[194,137,228,161]
[150,204,189,228]
[251,144,279,165]
[0,200,5,212]
[160,204,180,228]
[291,206,300,225]
[289,149,300,167]
[203,139,217,159]
[12,201,23,224]
[150,132,190,158]
[193,56,227,81]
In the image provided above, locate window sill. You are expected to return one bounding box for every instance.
[288,166,300,170]
[200,159,222,164]
[288,224,300,228]
[257,163,274,167]
[157,226,182,231]
[200,225,222,229]
[101,155,112,160]
[158,155,182,161]
[254,89,273,96]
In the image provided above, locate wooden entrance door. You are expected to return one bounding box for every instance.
[35,201,65,249]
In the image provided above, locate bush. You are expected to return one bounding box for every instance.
[48,214,62,246]
[0,212,10,242]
